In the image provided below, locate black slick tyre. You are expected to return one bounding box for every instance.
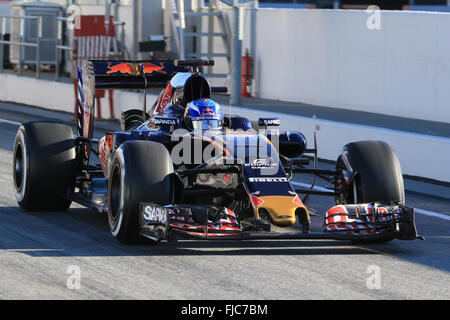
[107,141,174,244]
[335,140,405,243]
[13,121,76,211]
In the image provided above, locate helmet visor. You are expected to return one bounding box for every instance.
[192,119,222,131]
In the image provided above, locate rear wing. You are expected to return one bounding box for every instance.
[76,60,187,146]
[81,60,189,89]
[76,59,226,146]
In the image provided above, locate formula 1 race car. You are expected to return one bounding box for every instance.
[12,59,422,244]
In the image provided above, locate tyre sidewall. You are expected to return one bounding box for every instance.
[108,147,130,241]
[13,127,29,205]
[107,141,174,243]
[336,141,405,205]
[13,122,76,211]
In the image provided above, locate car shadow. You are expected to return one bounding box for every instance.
[0,206,380,257]
[4,204,449,276]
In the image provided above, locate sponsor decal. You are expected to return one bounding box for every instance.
[106,63,134,74]
[155,83,173,114]
[151,117,178,126]
[105,132,114,152]
[249,177,288,183]
[252,158,268,167]
[245,158,277,169]
[98,137,107,174]
[292,194,303,206]
[201,107,216,116]
[140,62,167,74]
[106,62,167,75]
[143,204,168,225]
[250,191,264,207]
[258,118,280,127]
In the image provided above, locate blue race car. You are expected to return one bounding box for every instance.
[12,59,422,244]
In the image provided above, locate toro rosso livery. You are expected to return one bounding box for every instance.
[12,59,422,244]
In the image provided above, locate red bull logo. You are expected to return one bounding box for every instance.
[141,62,167,75]
[106,63,134,74]
[201,107,215,116]
[106,62,167,75]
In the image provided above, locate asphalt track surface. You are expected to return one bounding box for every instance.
[0,102,449,300]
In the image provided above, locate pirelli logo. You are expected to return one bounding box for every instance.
[249,177,288,183]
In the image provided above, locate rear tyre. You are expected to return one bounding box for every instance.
[107,141,174,244]
[13,121,76,211]
[335,140,405,243]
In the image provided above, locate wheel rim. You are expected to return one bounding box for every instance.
[14,143,23,191]
[110,166,121,222]
[109,160,125,237]
[13,134,27,202]
[336,155,358,204]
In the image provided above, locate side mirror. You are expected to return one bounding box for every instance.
[258,118,280,127]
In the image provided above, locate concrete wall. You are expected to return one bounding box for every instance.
[0,73,157,119]
[233,106,450,183]
[255,9,450,124]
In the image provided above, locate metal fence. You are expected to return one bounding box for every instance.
[55,17,126,82]
[0,15,42,79]
[55,17,72,82]
[0,15,126,81]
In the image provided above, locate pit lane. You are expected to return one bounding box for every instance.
[0,102,448,299]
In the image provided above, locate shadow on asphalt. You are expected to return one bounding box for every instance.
[2,206,449,275]
[1,207,380,257]
[12,246,378,257]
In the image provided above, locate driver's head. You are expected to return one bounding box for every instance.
[184,99,223,131]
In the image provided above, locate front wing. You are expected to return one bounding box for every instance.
[139,203,423,242]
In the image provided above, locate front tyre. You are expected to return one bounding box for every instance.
[107,141,174,244]
[335,140,405,244]
[335,140,404,205]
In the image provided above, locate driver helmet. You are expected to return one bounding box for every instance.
[184,99,223,131]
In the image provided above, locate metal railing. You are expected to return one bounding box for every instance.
[55,17,126,82]
[0,15,43,79]
[166,0,185,59]
[0,15,126,82]
[55,17,73,82]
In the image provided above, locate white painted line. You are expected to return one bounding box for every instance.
[0,118,21,126]
[291,181,450,221]
[415,208,450,221]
